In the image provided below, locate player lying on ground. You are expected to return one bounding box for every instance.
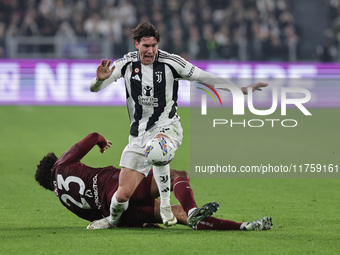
[35,132,272,231]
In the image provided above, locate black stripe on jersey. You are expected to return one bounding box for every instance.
[121,61,131,76]
[165,63,180,119]
[169,79,178,119]
[125,85,132,121]
[169,55,187,67]
[130,61,142,136]
[165,63,182,79]
[158,52,186,68]
[146,61,166,131]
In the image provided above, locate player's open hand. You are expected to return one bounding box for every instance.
[242,82,268,94]
[96,59,115,81]
[100,140,112,154]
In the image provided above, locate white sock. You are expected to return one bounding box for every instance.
[109,191,129,223]
[240,222,248,230]
[153,164,171,207]
[188,207,197,216]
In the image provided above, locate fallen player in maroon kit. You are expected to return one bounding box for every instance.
[35,132,272,231]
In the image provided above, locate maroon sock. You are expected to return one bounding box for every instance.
[196,217,242,230]
[173,177,197,215]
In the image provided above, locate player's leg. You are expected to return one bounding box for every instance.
[153,168,207,222]
[150,169,191,225]
[171,172,271,230]
[147,133,177,226]
[171,169,198,215]
[150,171,273,231]
[87,168,144,229]
[112,167,144,218]
[150,169,190,198]
[152,199,272,231]
[194,217,242,230]
[153,199,187,225]
[152,163,175,225]
[169,169,219,228]
[110,144,150,226]
[88,137,149,230]
[116,167,145,202]
[195,216,273,231]
[147,122,185,226]
[150,169,219,228]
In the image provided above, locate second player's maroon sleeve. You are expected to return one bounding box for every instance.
[57,132,108,165]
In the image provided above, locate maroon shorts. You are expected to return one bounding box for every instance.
[118,172,156,227]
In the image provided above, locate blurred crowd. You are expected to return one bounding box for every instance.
[316,0,340,62]
[0,0,299,60]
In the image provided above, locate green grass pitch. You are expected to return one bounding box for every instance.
[0,106,339,254]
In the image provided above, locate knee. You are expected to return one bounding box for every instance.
[170,170,189,181]
[116,189,132,203]
[179,170,189,179]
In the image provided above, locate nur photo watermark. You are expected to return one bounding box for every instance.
[190,77,339,178]
[199,83,311,128]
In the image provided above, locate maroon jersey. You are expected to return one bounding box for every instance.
[51,133,120,222]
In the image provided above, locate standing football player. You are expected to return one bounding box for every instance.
[89,22,268,229]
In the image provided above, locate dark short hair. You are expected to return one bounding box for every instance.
[35,153,58,191]
[131,22,160,43]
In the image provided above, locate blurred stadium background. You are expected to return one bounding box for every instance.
[1,0,340,108]
[0,0,340,61]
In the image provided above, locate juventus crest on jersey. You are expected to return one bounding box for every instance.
[110,49,199,137]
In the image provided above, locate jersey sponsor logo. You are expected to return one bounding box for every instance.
[132,74,141,81]
[143,86,152,96]
[138,95,159,107]
[155,71,162,83]
[92,174,101,210]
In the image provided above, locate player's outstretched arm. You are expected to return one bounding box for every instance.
[74,133,111,160]
[96,59,115,81]
[185,67,268,95]
[99,140,112,154]
[90,59,115,92]
[241,82,268,94]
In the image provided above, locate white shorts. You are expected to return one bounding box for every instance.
[119,121,183,176]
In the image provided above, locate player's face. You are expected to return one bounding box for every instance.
[135,37,159,66]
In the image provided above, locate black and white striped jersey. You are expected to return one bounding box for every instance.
[91,49,202,137]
